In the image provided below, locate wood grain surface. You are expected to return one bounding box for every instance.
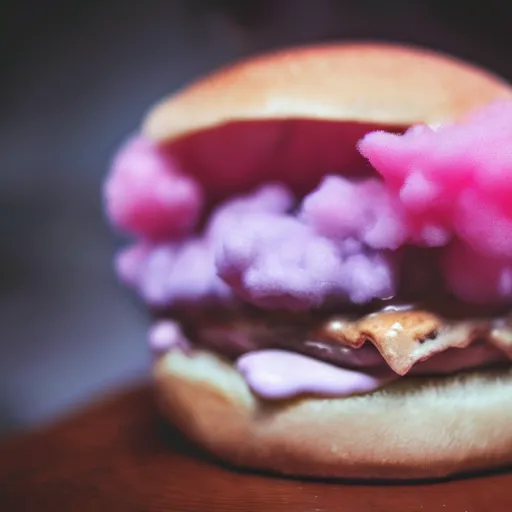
[0,384,511,512]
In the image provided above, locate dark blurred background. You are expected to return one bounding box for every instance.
[1,0,511,437]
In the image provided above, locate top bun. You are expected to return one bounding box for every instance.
[143,42,512,143]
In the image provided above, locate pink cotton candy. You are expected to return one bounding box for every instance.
[359,100,512,302]
[104,136,204,240]
[455,189,512,257]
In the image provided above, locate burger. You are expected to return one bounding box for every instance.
[104,42,512,480]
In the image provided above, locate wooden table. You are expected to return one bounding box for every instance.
[0,385,510,511]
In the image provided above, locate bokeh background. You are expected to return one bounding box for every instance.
[1,0,511,437]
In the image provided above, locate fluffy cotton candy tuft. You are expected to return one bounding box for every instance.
[104,136,203,240]
[300,175,410,250]
[359,100,512,302]
[206,183,295,240]
[215,187,398,310]
[118,240,232,309]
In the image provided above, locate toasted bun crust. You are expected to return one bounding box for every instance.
[143,42,512,143]
[154,349,512,480]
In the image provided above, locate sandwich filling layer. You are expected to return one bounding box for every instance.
[105,101,512,399]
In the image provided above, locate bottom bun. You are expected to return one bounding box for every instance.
[153,349,512,480]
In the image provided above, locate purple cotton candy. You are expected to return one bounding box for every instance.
[215,210,397,310]
[206,183,294,240]
[300,175,410,250]
[115,184,293,309]
[117,240,232,309]
[117,183,398,311]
